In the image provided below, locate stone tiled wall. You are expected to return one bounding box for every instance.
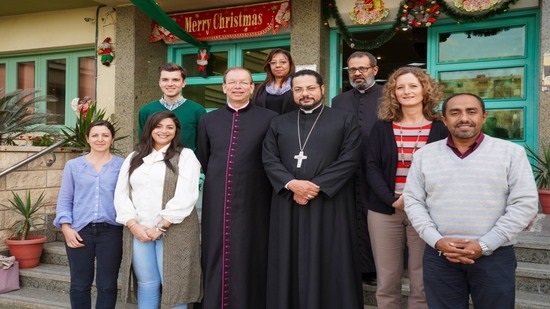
[0,146,81,252]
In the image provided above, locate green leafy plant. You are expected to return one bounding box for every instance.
[1,191,46,240]
[525,144,550,189]
[61,101,127,155]
[0,89,60,145]
[31,134,56,146]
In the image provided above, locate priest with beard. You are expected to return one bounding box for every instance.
[197,67,277,309]
[262,69,363,309]
[331,51,382,286]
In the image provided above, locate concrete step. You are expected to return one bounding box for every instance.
[41,241,68,266]
[516,234,550,265]
[0,287,135,309]
[516,262,550,294]
[0,287,70,309]
[19,263,70,293]
[515,291,550,309]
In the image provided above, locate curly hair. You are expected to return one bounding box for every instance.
[378,66,442,122]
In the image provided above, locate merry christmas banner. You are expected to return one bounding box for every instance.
[150,0,290,43]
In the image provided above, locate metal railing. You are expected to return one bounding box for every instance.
[0,140,68,178]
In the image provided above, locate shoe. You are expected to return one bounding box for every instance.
[362,273,377,286]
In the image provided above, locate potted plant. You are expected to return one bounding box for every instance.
[61,100,127,155]
[525,144,550,214]
[1,191,48,268]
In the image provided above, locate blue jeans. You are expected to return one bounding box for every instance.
[423,245,516,309]
[66,223,123,309]
[132,237,187,309]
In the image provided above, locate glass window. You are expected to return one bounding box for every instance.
[482,109,524,140]
[182,51,228,78]
[439,67,524,99]
[17,62,35,89]
[184,84,225,109]
[169,36,289,109]
[242,46,290,73]
[1,49,96,126]
[79,57,95,98]
[47,59,66,124]
[438,26,525,62]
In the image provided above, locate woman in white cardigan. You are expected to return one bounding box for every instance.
[115,111,202,308]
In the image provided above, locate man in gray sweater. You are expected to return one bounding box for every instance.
[404,93,538,308]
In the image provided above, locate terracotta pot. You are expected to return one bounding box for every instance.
[5,235,47,268]
[539,189,550,214]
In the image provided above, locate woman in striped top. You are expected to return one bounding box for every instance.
[366,66,448,309]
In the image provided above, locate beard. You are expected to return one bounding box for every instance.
[349,74,375,91]
[298,95,323,111]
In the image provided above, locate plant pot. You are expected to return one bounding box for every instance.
[5,235,47,268]
[538,189,550,214]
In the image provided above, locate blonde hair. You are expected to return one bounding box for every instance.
[378,66,442,122]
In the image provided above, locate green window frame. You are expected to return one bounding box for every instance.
[167,35,290,111]
[0,48,96,126]
[427,9,539,148]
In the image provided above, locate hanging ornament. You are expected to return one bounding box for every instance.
[349,0,389,25]
[454,0,501,12]
[97,37,114,66]
[197,48,209,78]
[398,0,440,30]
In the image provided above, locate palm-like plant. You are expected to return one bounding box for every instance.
[61,101,127,154]
[0,89,59,145]
[525,144,550,189]
[1,191,45,240]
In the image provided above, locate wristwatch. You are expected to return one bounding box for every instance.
[478,241,493,256]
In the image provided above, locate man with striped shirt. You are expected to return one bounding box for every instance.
[404,93,538,308]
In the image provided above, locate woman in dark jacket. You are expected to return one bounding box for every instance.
[366,66,448,309]
[253,48,297,114]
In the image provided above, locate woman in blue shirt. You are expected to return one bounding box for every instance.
[54,120,124,309]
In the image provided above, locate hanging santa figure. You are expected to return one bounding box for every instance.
[197,48,209,78]
[97,37,114,66]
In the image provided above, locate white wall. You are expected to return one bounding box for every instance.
[0,7,117,116]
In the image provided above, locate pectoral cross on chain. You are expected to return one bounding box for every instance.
[294,151,307,168]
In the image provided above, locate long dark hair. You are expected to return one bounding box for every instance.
[257,48,295,91]
[128,111,182,177]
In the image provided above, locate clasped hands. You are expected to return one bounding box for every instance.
[128,222,164,242]
[287,179,320,206]
[435,238,484,264]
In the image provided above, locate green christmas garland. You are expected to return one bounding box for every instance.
[323,0,520,51]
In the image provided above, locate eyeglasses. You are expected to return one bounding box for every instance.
[225,81,251,87]
[292,85,320,94]
[344,66,373,74]
[269,60,289,66]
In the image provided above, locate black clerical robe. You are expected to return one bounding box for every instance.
[262,106,363,309]
[197,104,277,309]
[332,85,383,275]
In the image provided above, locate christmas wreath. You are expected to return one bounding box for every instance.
[398,0,441,30]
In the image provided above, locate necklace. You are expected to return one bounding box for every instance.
[398,124,423,168]
[295,105,325,168]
